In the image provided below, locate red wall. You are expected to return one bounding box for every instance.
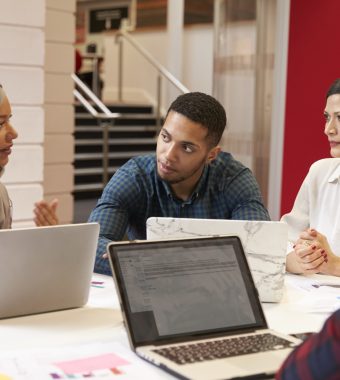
[280,0,340,215]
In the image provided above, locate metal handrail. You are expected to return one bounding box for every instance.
[80,53,103,97]
[116,29,190,130]
[116,30,190,94]
[73,89,100,118]
[72,74,121,185]
[72,73,120,117]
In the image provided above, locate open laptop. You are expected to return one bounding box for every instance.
[0,223,99,319]
[108,236,300,380]
[147,218,287,303]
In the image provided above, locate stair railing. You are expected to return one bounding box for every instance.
[115,29,190,131]
[72,73,121,186]
[79,53,103,98]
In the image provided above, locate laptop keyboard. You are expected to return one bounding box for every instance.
[153,333,294,365]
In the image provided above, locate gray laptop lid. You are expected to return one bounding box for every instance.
[146,218,287,302]
[0,223,99,319]
[108,236,267,349]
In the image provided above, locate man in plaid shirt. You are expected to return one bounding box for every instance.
[89,92,269,275]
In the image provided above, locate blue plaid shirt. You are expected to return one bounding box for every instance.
[88,152,270,274]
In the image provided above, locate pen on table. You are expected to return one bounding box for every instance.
[91,280,105,288]
[312,284,340,288]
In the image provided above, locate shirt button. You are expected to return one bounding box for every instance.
[181,204,185,208]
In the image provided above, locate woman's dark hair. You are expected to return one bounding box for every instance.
[166,92,227,147]
[326,78,340,99]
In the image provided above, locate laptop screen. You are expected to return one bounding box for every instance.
[109,236,267,346]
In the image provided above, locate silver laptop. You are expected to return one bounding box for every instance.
[0,223,99,319]
[108,236,300,380]
[147,218,287,303]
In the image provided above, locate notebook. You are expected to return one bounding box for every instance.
[108,236,300,380]
[147,217,288,303]
[0,223,99,319]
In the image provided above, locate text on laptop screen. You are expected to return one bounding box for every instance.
[111,237,266,345]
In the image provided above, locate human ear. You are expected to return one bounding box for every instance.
[207,146,221,163]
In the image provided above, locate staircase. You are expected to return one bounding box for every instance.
[74,103,159,200]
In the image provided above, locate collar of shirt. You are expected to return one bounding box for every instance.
[328,162,340,183]
[161,164,209,204]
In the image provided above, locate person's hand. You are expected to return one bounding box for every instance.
[301,228,340,276]
[299,228,330,251]
[291,228,340,276]
[292,236,326,274]
[33,198,59,226]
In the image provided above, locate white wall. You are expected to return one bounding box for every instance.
[103,29,168,106]
[183,25,214,95]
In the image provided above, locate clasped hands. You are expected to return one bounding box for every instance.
[293,228,340,275]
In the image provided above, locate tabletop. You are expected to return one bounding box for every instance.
[0,272,338,379]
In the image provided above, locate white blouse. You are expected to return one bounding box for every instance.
[281,158,340,256]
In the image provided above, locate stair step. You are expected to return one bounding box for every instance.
[75,137,156,146]
[75,103,153,114]
[75,167,118,175]
[75,131,157,140]
[75,142,156,153]
[75,151,154,160]
[74,183,104,191]
[75,112,158,120]
[74,190,102,200]
[74,125,158,140]
[75,125,158,132]
[75,116,160,127]
[74,101,158,200]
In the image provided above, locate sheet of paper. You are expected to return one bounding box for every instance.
[288,286,340,314]
[286,273,340,292]
[0,342,167,379]
[293,287,340,313]
[285,274,340,313]
[54,353,129,375]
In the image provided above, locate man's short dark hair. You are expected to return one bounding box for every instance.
[166,92,227,147]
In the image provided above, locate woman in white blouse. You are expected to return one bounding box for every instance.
[281,79,340,276]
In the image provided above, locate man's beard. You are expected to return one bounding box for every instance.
[157,171,187,185]
[156,161,206,185]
